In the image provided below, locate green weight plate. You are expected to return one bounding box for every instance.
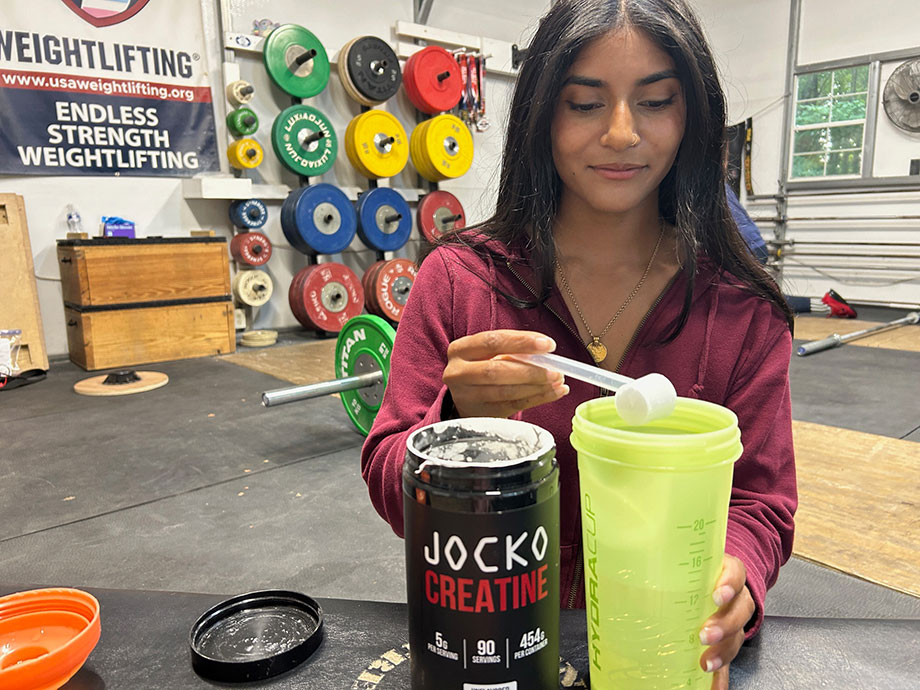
[334,314,396,436]
[272,105,338,176]
[226,107,259,137]
[263,24,330,98]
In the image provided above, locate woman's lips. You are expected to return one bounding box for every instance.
[591,164,646,180]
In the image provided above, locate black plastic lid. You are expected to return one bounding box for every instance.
[189,590,324,683]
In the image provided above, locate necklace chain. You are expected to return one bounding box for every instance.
[555,225,664,364]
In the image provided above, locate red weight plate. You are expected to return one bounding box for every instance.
[230,232,273,266]
[292,265,324,329]
[366,264,385,317]
[417,190,466,243]
[362,260,386,315]
[372,259,417,322]
[289,265,319,328]
[293,261,364,333]
[402,51,425,113]
[368,261,388,317]
[404,46,462,114]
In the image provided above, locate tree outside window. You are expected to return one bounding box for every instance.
[791,65,869,179]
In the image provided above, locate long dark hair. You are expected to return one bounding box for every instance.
[434,0,793,335]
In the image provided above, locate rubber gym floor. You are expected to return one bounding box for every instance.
[2,306,919,623]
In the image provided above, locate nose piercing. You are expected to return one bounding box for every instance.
[631,133,640,147]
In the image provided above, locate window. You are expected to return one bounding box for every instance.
[791,65,869,179]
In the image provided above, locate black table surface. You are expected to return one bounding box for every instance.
[2,585,917,689]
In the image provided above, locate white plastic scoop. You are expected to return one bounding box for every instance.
[512,352,677,425]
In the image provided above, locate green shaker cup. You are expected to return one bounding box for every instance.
[571,396,743,690]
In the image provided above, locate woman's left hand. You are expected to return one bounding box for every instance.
[699,554,756,690]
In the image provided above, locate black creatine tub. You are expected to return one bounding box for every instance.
[403,417,560,690]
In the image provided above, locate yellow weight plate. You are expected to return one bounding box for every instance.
[354,110,409,178]
[363,110,408,178]
[347,117,370,178]
[344,113,367,177]
[418,119,442,182]
[410,121,429,181]
[410,119,440,182]
[420,130,440,182]
[420,119,441,181]
[228,138,264,169]
[423,114,473,180]
[410,122,427,181]
[346,110,409,179]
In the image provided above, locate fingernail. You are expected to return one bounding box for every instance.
[705,656,723,673]
[554,383,570,396]
[699,626,723,645]
[536,337,556,351]
[713,585,735,607]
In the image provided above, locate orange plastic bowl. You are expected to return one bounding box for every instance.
[0,588,101,690]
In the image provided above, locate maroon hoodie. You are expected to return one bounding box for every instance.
[361,241,796,637]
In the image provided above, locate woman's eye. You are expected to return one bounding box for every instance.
[566,101,602,112]
[641,96,676,109]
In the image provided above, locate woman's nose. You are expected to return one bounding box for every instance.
[600,103,639,150]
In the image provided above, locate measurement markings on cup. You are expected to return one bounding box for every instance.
[677,518,714,635]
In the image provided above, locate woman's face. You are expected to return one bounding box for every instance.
[551,28,687,217]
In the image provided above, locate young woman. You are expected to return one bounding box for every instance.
[362,1,797,687]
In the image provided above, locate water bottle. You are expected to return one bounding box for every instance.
[66,205,83,234]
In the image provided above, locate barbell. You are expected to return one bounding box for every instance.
[261,314,396,435]
[796,311,919,356]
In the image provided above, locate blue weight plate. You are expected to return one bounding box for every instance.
[229,198,268,229]
[355,187,412,251]
[285,184,357,255]
[281,188,310,253]
[228,200,243,227]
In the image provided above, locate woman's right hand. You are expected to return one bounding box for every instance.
[442,330,569,418]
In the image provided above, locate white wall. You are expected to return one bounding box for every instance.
[798,0,918,65]
[697,0,920,306]
[693,0,791,195]
[426,0,551,47]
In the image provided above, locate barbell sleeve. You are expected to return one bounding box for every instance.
[796,311,919,356]
[262,370,385,407]
[796,333,843,356]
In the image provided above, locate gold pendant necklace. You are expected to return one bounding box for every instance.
[556,225,664,364]
[586,338,608,364]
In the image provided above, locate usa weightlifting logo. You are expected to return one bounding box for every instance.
[60,0,151,28]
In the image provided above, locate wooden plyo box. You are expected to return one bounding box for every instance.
[57,238,231,306]
[57,238,236,370]
[64,301,235,370]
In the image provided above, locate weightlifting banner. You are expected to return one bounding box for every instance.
[0,0,219,177]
